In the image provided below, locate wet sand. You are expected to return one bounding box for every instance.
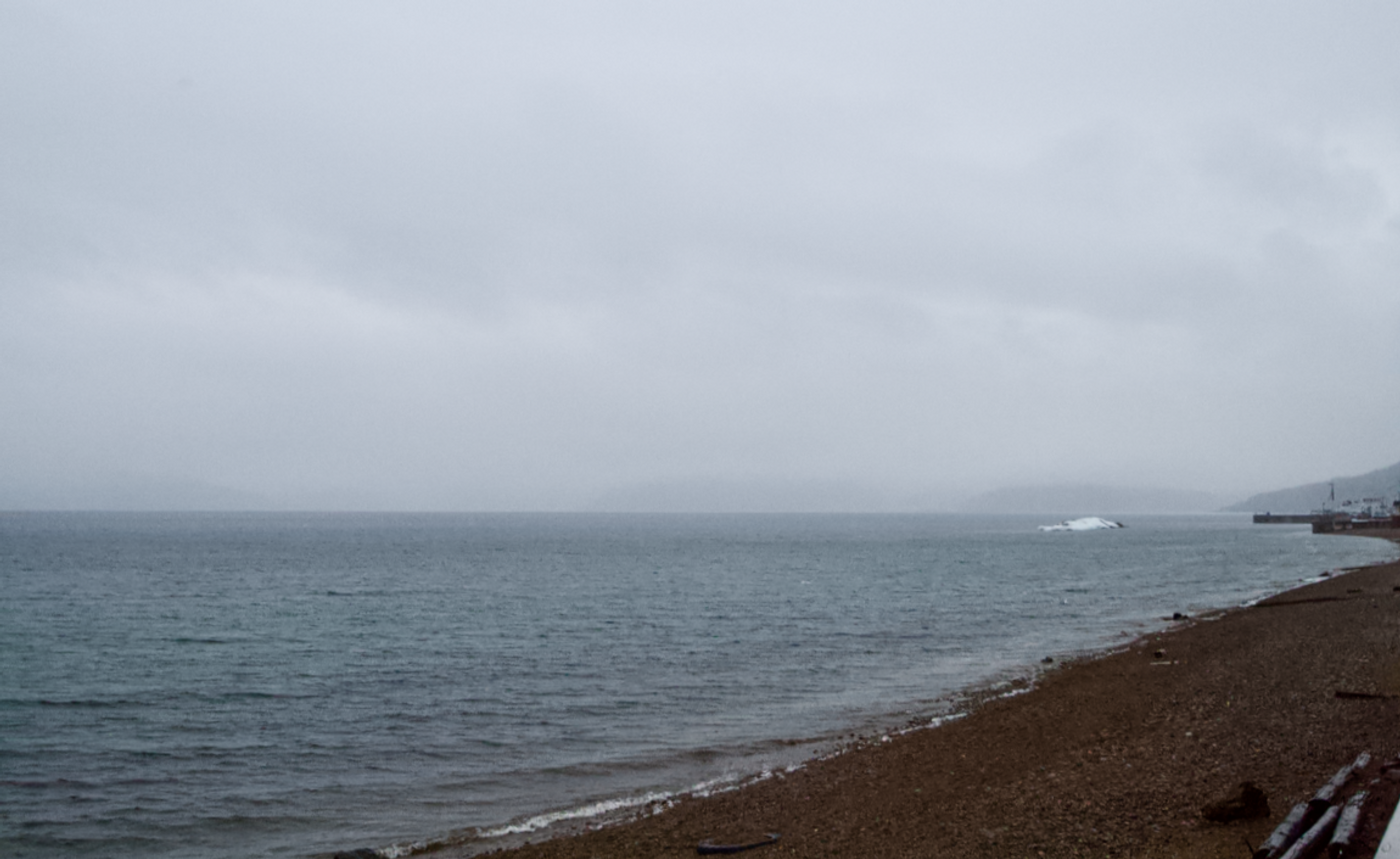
[463,531,1400,859]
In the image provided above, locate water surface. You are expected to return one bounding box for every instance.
[2,512,1393,858]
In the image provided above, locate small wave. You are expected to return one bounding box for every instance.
[2,777,100,790]
[379,769,778,859]
[363,788,690,859]
[174,690,320,702]
[37,698,142,708]
[927,712,967,729]
[480,791,675,838]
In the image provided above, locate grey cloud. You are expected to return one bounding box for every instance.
[2,1,1398,510]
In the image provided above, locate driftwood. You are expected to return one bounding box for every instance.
[1257,596,1347,608]
[1313,752,1371,805]
[1256,803,1314,859]
[1277,805,1339,859]
[697,833,780,855]
[1255,752,1373,859]
[1327,790,1368,859]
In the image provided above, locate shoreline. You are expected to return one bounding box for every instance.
[413,530,1400,859]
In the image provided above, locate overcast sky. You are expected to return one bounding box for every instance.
[3,1,1398,511]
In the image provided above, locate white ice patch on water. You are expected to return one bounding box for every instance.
[1038,517,1124,532]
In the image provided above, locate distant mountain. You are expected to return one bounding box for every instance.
[1223,460,1400,513]
[961,484,1226,515]
[585,477,906,513]
[0,470,270,511]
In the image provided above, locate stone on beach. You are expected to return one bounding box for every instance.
[1201,781,1270,822]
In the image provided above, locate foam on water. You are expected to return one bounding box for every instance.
[1038,516,1124,531]
[482,791,674,838]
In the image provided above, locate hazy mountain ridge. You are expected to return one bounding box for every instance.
[585,478,915,513]
[0,471,271,512]
[961,484,1228,515]
[1223,461,1400,513]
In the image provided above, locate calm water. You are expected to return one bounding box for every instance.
[2,512,1395,858]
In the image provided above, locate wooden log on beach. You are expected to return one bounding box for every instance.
[1257,753,1371,859]
[696,833,780,855]
[1327,790,1368,859]
[1256,802,1314,859]
[1277,805,1339,859]
[1313,752,1370,805]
